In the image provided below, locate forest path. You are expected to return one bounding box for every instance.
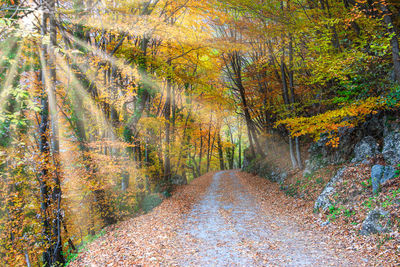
[72,171,368,266]
[173,171,356,266]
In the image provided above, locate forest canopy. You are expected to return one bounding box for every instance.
[1,0,400,265]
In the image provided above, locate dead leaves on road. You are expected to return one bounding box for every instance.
[72,170,395,266]
[71,172,215,266]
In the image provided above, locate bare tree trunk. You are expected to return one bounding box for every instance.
[164,78,172,182]
[295,137,302,169]
[175,108,192,176]
[217,128,225,170]
[288,34,303,169]
[24,251,31,267]
[208,130,217,172]
[238,131,242,169]
[39,1,65,264]
[206,114,212,172]
[224,52,264,157]
[198,124,203,175]
[281,43,298,169]
[227,124,235,169]
[381,3,400,84]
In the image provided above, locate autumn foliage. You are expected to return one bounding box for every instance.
[0,0,400,265]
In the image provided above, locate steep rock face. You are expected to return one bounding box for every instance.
[351,136,379,163]
[303,132,356,177]
[303,114,386,177]
[371,165,397,194]
[303,137,332,177]
[314,167,347,212]
[382,132,400,165]
[360,209,391,235]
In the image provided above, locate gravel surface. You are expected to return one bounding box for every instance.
[72,170,368,266]
[174,171,356,266]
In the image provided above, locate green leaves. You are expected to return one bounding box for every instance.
[385,84,400,108]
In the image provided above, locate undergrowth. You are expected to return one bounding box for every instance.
[65,229,106,266]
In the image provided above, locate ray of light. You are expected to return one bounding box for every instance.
[61,31,166,101]
[38,43,59,136]
[0,37,19,67]
[0,45,23,112]
[55,54,118,142]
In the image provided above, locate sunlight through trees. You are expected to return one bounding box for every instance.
[1,0,400,265]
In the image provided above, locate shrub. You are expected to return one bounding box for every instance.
[141,193,162,213]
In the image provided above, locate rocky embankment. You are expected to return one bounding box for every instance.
[243,114,400,264]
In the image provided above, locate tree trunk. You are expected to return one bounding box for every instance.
[281,44,298,169]
[217,129,225,170]
[39,1,65,264]
[164,78,172,182]
[295,137,303,169]
[288,34,303,169]
[225,52,264,157]
[208,130,217,172]
[238,131,242,169]
[198,124,203,175]
[206,114,213,172]
[381,3,400,84]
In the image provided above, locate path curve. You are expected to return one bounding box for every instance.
[173,171,354,266]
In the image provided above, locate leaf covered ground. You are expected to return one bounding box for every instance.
[71,171,394,266]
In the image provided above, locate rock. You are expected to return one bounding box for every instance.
[360,209,391,235]
[303,156,329,178]
[381,166,397,184]
[371,165,384,194]
[351,136,378,163]
[255,160,287,184]
[314,167,347,212]
[302,160,313,177]
[382,132,400,165]
[303,131,354,177]
[383,117,400,137]
[334,127,358,164]
[171,174,187,185]
[321,220,330,227]
[371,165,397,194]
[280,172,288,183]
[363,114,385,137]
[270,170,287,184]
[258,160,270,178]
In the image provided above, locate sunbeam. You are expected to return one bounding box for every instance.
[0,44,22,111]
[8,0,399,266]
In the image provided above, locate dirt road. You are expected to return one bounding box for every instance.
[72,171,368,266]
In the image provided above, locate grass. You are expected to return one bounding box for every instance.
[65,229,106,266]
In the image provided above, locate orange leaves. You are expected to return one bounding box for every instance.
[276,97,385,147]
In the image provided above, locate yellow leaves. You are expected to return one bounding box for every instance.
[276,97,385,146]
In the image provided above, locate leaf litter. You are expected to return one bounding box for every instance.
[71,170,385,266]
